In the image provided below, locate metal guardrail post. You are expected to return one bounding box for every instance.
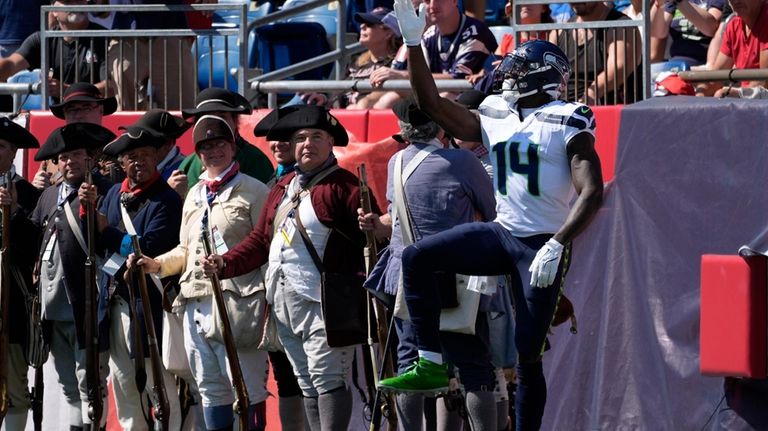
[40,7,48,109]
[238,2,248,96]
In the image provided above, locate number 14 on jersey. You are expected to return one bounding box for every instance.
[492,140,540,196]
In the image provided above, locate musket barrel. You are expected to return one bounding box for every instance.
[130,236,170,431]
[201,230,250,431]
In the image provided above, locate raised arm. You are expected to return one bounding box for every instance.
[394,0,482,142]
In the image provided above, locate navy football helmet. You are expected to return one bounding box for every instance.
[492,40,571,104]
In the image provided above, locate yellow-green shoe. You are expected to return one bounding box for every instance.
[377,358,449,395]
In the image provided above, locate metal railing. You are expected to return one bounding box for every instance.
[0,82,41,113]
[678,68,768,83]
[40,3,248,110]
[512,0,650,104]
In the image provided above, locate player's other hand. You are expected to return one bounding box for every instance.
[529,238,564,288]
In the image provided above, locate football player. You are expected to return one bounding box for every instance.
[377,0,604,429]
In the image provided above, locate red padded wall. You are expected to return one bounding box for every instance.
[700,255,767,378]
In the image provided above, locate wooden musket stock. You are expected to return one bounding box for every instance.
[201,230,250,431]
[130,236,170,431]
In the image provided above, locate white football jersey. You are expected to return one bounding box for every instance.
[478,96,596,237]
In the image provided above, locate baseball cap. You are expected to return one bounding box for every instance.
[354,7,402,38]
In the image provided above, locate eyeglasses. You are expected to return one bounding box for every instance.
[63,102,100,115]
[197,140,230,152]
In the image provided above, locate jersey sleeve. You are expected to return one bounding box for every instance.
[562,103,597,143]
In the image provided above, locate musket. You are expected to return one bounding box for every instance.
[357,164,397,431]
[83,158,103,428]
[129,236,170,431]
[201,229,250,431]
[0,171,12,426]
[30,366,44,431]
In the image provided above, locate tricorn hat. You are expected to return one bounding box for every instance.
[35,123,116,161]
[266,105,348,147]
[193,115,235,147]
[103,128,166,157]
[49,82,118,119]
[252,105,302,137]
[181,87,252,119]
[0,117,39,149]
[392,96,432,127]
[391,96,434,143]
[120,109,190,139]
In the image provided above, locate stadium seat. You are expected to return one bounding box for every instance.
[253,22,333,80]
[198,49,240,91]
[280,0,339,38]
[7,69,45,111]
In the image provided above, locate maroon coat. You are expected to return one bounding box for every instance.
[221,165,380,279]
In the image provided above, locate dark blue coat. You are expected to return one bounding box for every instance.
[97,177,182,357]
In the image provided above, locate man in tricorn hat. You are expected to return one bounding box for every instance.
[79,128,183,431]
[179,87,274,186]
[0,117,42,430]
[22,122,116,431]
[202,105,380,430]
[120,109,190,196]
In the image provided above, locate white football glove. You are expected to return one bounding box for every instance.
[393,0,427,47]
[529,238,564,288]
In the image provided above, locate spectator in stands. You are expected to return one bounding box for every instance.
[0,117,42,431]
[79,126,184,431]
[0,1,45,57]
[88,0,137,30]
[179,87,275,186]
[0,0,46,110]
[0,0,110,101]
[550,1,642,104]
[370,0,498,106]
[108,0,197,110]
[706,0,768,96]
[498,0,552,55]
[119,109,190,196]
[202,105,379,431]
[128,115,272,431]
[548,2,574,22]
[466,0,552,86]
[301,8,403,109]
[650,0,724,67]
[27,123,116,431]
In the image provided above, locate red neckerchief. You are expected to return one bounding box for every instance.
[204,161,240,195]
[120,171,161,199]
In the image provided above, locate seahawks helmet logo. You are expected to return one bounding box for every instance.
[543,51,570,79]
